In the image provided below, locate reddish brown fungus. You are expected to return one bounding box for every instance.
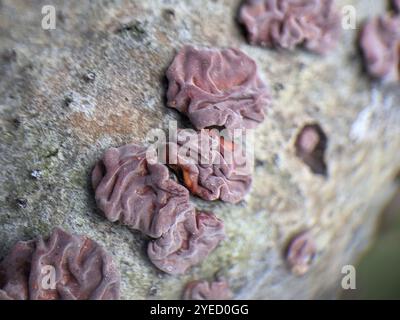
[164,129,252,204]
[93,143,226,274]
[359,14,400,83]
[166,45,270,132]
[286,231,316,276]
[0,228,120,300]
[92,143,193,238]
[183,278,232,300]
[295,124,327,176]
[238,0,341,54]
[148,211,225,275]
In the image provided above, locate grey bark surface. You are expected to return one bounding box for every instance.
[0,0,399,299]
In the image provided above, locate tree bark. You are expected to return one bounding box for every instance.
[0,0,399,299]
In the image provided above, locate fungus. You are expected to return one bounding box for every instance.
[148,211,225,275]
[164,129,252,203]
[295,124,327,176]
[0,228,120,300]
[183,278,232,300]
[359,14,400,83]
[285,231,316,276]
[238,0,341,54]
[92,143,193,238]
[166,45,270,132]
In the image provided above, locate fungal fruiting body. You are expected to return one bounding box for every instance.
[295,124,327,176]
[183,278,232,300]
[360,14,400,83]
[286,231,316,276]
[164,129,252,204]
[92,143,193,238]
[239,0,341,54]
[93,144,226,275]
[0,228,120,300]
[148,211,225,275]
[166,45,270,132]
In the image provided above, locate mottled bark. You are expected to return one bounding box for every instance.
[0,0,399,299]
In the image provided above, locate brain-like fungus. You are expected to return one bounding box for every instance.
[166,45,270,131]
[0,228,120,300]
[164,129,252,204]
[183,278,233,300]
[92,143,194,238]
[285,231,316,276]
[148,211,225,275]
[239,0,341,54]
[295,124,327,176]
[360,14,400,83]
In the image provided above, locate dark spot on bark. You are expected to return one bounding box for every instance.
[115,21,146,41]
[45,148,59,158]
[15,198,28,209]
[295,123,328,176]
[83,71,96,82]
[255,159,266,167]
[273,82,285,92]
[148,286,157,296]
[297,62,306,71]
[12,117,21,128]
[347,52,359,62]
[64,93,74,107]
[57,10,65,23]
[162,9,175,22]
[1,49,17,63]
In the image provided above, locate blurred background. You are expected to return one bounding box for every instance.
[342,176,400,299]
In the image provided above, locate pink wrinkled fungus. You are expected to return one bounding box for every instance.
[286,231,316,276]
[183,278,233,300]
[164,129,252,203]
[0,228,120,300]
[166,45,270,131]
[92,143,193,238]
[148,211,225,275]
[239,0,341,54]
[360,14,400,83]
[93,144,226,274]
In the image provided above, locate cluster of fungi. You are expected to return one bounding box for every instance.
[93,45,270,283]
[1,0,398,300]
